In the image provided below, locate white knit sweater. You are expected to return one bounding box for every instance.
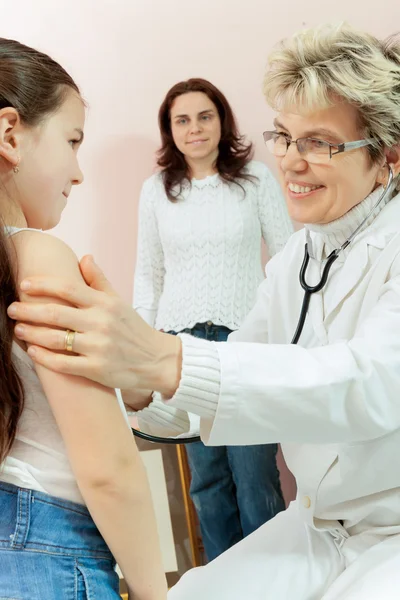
[133,160,293,332]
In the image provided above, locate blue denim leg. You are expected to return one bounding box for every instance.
[171,323,285,561]
[185,441,243,562]
[0,482,120,600]
[226,444,285,537]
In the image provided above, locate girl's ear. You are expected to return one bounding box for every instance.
[0,107,22,169]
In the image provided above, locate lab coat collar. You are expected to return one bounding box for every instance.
[306,191,400,323]
[305,187,397,261]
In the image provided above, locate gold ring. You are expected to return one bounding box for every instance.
[64,330,76,352]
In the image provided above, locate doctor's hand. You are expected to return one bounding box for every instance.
[7,255,181,397]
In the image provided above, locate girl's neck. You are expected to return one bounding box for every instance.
[186,151,218,181]
[0,196,27,229]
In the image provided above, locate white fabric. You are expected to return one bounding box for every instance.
[139,186,400,598]
[0,227,129,505]
[137,340,220,439]
[169,501,400,600]
[133,160,293,331]
[1,342,87,504]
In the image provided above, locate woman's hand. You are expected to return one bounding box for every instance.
[7,255,181,397]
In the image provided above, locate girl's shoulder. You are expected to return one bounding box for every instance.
[8,228,83,289]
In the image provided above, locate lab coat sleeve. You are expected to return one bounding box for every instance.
[212,272,400,445]
[168,271,400,446]
[133,178,165,327]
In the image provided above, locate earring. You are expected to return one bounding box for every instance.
[13,157,21,174]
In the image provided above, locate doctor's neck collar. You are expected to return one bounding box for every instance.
[304,185,393,258]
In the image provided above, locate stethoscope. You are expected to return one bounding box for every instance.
[131,165,395,445]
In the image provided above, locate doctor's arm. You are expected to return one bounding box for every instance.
[169,272,400,446]
[11,253,400,446]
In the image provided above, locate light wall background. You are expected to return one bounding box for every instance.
[3,0,400,502]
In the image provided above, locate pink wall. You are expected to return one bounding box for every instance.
[4,1,399,299]
[4,1,400,503]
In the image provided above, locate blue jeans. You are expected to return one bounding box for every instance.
[0,481,120,599]
[170,322,285,562]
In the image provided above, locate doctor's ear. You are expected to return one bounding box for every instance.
[375,146,400,186]
[386,146,400,176]
[0,107,22,170]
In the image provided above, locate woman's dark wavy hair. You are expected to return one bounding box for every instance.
[0,38,80,464]
[157,78,255,201]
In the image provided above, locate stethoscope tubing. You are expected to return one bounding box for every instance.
[131,427,201,444]
[292,165,394,346]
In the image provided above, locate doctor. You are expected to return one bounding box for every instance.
[7,23,400,599]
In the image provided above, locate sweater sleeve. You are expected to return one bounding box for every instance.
[133,177,165,327]
[256,163,293,256]
[137,392,191,438]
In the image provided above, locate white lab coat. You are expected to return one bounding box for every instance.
[165,190,400,599]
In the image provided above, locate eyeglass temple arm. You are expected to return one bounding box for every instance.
[331,138,374,157]
[341,139,375,151]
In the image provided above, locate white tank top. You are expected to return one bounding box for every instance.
[0,227,129,504]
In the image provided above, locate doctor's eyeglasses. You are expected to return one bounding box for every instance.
[263,131,375,165]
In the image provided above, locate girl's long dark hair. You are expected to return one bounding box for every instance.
[157,78,255,201]
[0,38,80,463]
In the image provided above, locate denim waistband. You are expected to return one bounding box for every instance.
[0,481,114,561]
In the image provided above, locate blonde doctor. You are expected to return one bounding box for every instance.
[9,24,400,599]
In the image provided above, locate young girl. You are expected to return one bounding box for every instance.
[133,78,292,561]
[0,38,167,600]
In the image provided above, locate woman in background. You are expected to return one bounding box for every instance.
[133,78,292,561]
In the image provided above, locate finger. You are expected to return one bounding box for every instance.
[80,255,118,296]
[28,345,91,375]
[28,346,108,388]
[27,345,93,378]
[17,276,104,308]
[14,324,84,353]
[7,302,94,331]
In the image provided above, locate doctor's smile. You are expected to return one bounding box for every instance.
[287,181,325,197]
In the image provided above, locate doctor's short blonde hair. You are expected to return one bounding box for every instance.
[263,23,400,189]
